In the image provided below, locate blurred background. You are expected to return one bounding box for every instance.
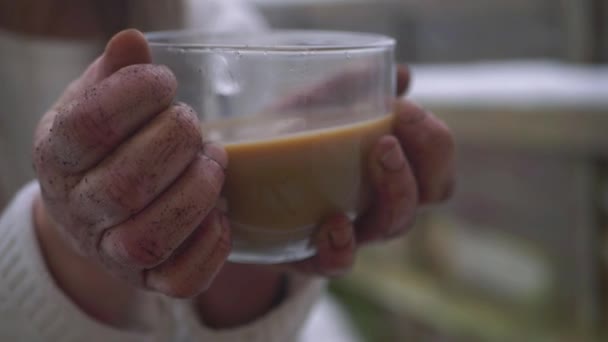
[245,0,608,341]
[1,0,607,341]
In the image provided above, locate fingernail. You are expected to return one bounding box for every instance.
[380,141,405,171]
[328,216,353,250]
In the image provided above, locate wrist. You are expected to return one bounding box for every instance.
[195,263,287,329]
[33,193,142,329]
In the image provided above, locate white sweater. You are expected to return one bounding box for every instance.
[0,182,325,341]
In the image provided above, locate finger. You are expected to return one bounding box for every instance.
[287,214,356,277]
[97,29,152,83]
[34,29,153,168]
[356,135,418,244]
[393,100,456,204]
[145,209,231,298]
[40,63,177,174]
[274,64,410,112]
[272,64,383,111]
[396,64,411,97]
[69,103,202,230]
[55,29,152,107]
[99,151,226,269]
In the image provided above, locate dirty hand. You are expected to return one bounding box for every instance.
[280,65,456,276]
[33,29,229,297]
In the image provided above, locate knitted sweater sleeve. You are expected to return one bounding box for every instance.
[0,182,324,342]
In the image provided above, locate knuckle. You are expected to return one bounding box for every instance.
[167,103,202,145]
[44,101,118,174]
[152,105,202,164]
[104,166,148,213]
[194,154,225,195]
[33,136,79,197]
[202,143,228,170]
[59,84,122,145]
[32,137,51,174]
[119,64,177,103]
[68,101,117,150]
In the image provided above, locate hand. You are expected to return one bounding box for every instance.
[273,65,455,276]
[33,29,230,298]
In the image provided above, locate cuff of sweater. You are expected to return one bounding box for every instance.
[175,275,325,341]
[0,181,175,341]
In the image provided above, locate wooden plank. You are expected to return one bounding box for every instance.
[432,109,608,156]
[598,0,608,63]
[409,63,608,154]
[561,0,596,63]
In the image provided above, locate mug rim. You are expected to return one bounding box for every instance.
[145,29,395,52]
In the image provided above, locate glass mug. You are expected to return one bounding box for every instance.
[146,30,395,263]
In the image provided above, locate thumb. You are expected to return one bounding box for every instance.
[55,29,152,107]
[91,28,152,82]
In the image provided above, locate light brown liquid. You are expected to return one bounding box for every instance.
[205,114,394,241]
[203,115,393,247]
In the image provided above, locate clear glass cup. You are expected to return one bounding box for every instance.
[146,30,395,263]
